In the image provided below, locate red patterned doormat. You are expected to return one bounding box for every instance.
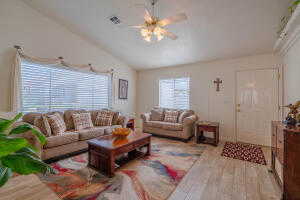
[221,142,267,165]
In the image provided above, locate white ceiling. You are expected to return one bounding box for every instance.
[23,0,290,70]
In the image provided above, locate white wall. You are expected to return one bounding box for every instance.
[0,0,136,115]
[283,38,300,105]
[137,54,282,142]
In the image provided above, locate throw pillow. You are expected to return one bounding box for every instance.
[47,113,66,135]
[95,110,114,126]
[102,109,119,125]
[150,108,164,121]
[178,110,193,123]
[72,112,93,131]
[164,110,179,123]
[34,115,52,137]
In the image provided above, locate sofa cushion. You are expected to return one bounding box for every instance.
[47,113,67,135]
[78,127,106,140]
[64,110,87,130]
[150,108,164,121]
[146,121,183,131]
[34,114,52,137]
[161,122,183,131]
[72,112,93,131]
[44,132,79,148]
[95,110,114,126]
[164,110,179,123]
[146,121,164,128]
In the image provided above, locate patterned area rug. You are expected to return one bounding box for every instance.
[221,142,267,165]
[38,137,206,200]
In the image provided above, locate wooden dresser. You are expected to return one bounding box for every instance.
[271,121,300,200]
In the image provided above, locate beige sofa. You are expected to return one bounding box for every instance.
[141,107,198,142]
[20,109,127,161]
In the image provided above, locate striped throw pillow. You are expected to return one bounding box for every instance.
[164,110,179,123]
[95,110,114,126]
[72,113,93,131]
[47,113,66,135]
[34,114,52,137]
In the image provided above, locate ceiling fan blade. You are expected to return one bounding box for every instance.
[158,13,187,27]
[161,29,178,40]
[144,8,153,23]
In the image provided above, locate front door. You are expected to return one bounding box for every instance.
[236,69,279,146]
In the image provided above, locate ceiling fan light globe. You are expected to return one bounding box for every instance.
[153,26,162,35]
[141,28,149,37]
[144,36,151,42]
[157,34,164,41]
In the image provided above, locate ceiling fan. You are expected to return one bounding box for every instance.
[130,0,188,42]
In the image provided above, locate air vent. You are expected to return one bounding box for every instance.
[109,15,121,25]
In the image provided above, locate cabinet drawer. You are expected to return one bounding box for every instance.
[199,126,216,132]
[116,144,135,155]
[134,139,149,148]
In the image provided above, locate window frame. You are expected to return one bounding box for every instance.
[20,59,113,113]
[159,77,190,109]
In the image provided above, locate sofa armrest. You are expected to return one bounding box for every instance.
[13,122,43,157]
[116,115,128,128]
[183,115,198,126]
[140,113,151,122]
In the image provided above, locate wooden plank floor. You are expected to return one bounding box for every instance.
[168,141,281,200]
[0,174,60,200]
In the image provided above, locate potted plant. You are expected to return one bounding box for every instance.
[277,0,300,37]
[289,0,300,13]
[0,113,54,187]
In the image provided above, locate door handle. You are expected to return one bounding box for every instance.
[237,109,241,112]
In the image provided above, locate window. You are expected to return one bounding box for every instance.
[159,77,190,109]
[20,60,111,113]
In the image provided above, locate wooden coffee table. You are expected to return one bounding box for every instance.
[87,132,151,177]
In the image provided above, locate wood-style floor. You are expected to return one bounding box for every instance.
[0,139,281,200]
[168,141,281,200]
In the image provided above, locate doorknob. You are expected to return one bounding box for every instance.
[237,104,241,107]
[237,109,241,112]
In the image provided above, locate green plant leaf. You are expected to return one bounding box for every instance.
[1,152,54,175]
[0,113,23,133]
[293,0,300,6]
[0,137,29,158]
[30,128,46,145]
[0,166,12,187]
[9,124,32,135]
[15,147,39,158]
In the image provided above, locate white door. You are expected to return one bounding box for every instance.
[236,69,279,146]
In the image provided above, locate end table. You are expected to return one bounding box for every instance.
[195,121,219,146]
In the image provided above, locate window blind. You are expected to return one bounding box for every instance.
[159,77,190,109]
[20,60,111,113]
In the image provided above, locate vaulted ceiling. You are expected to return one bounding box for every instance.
[23,0,290,70]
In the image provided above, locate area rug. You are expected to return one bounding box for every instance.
[221,142,266,165]
[38,137,206,200]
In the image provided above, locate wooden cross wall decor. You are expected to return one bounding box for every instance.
[214,78,222,92]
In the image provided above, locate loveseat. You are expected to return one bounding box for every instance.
[141,107,198,142]
[20,109,127,161]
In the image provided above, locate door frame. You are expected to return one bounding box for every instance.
[234,66,283,145]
